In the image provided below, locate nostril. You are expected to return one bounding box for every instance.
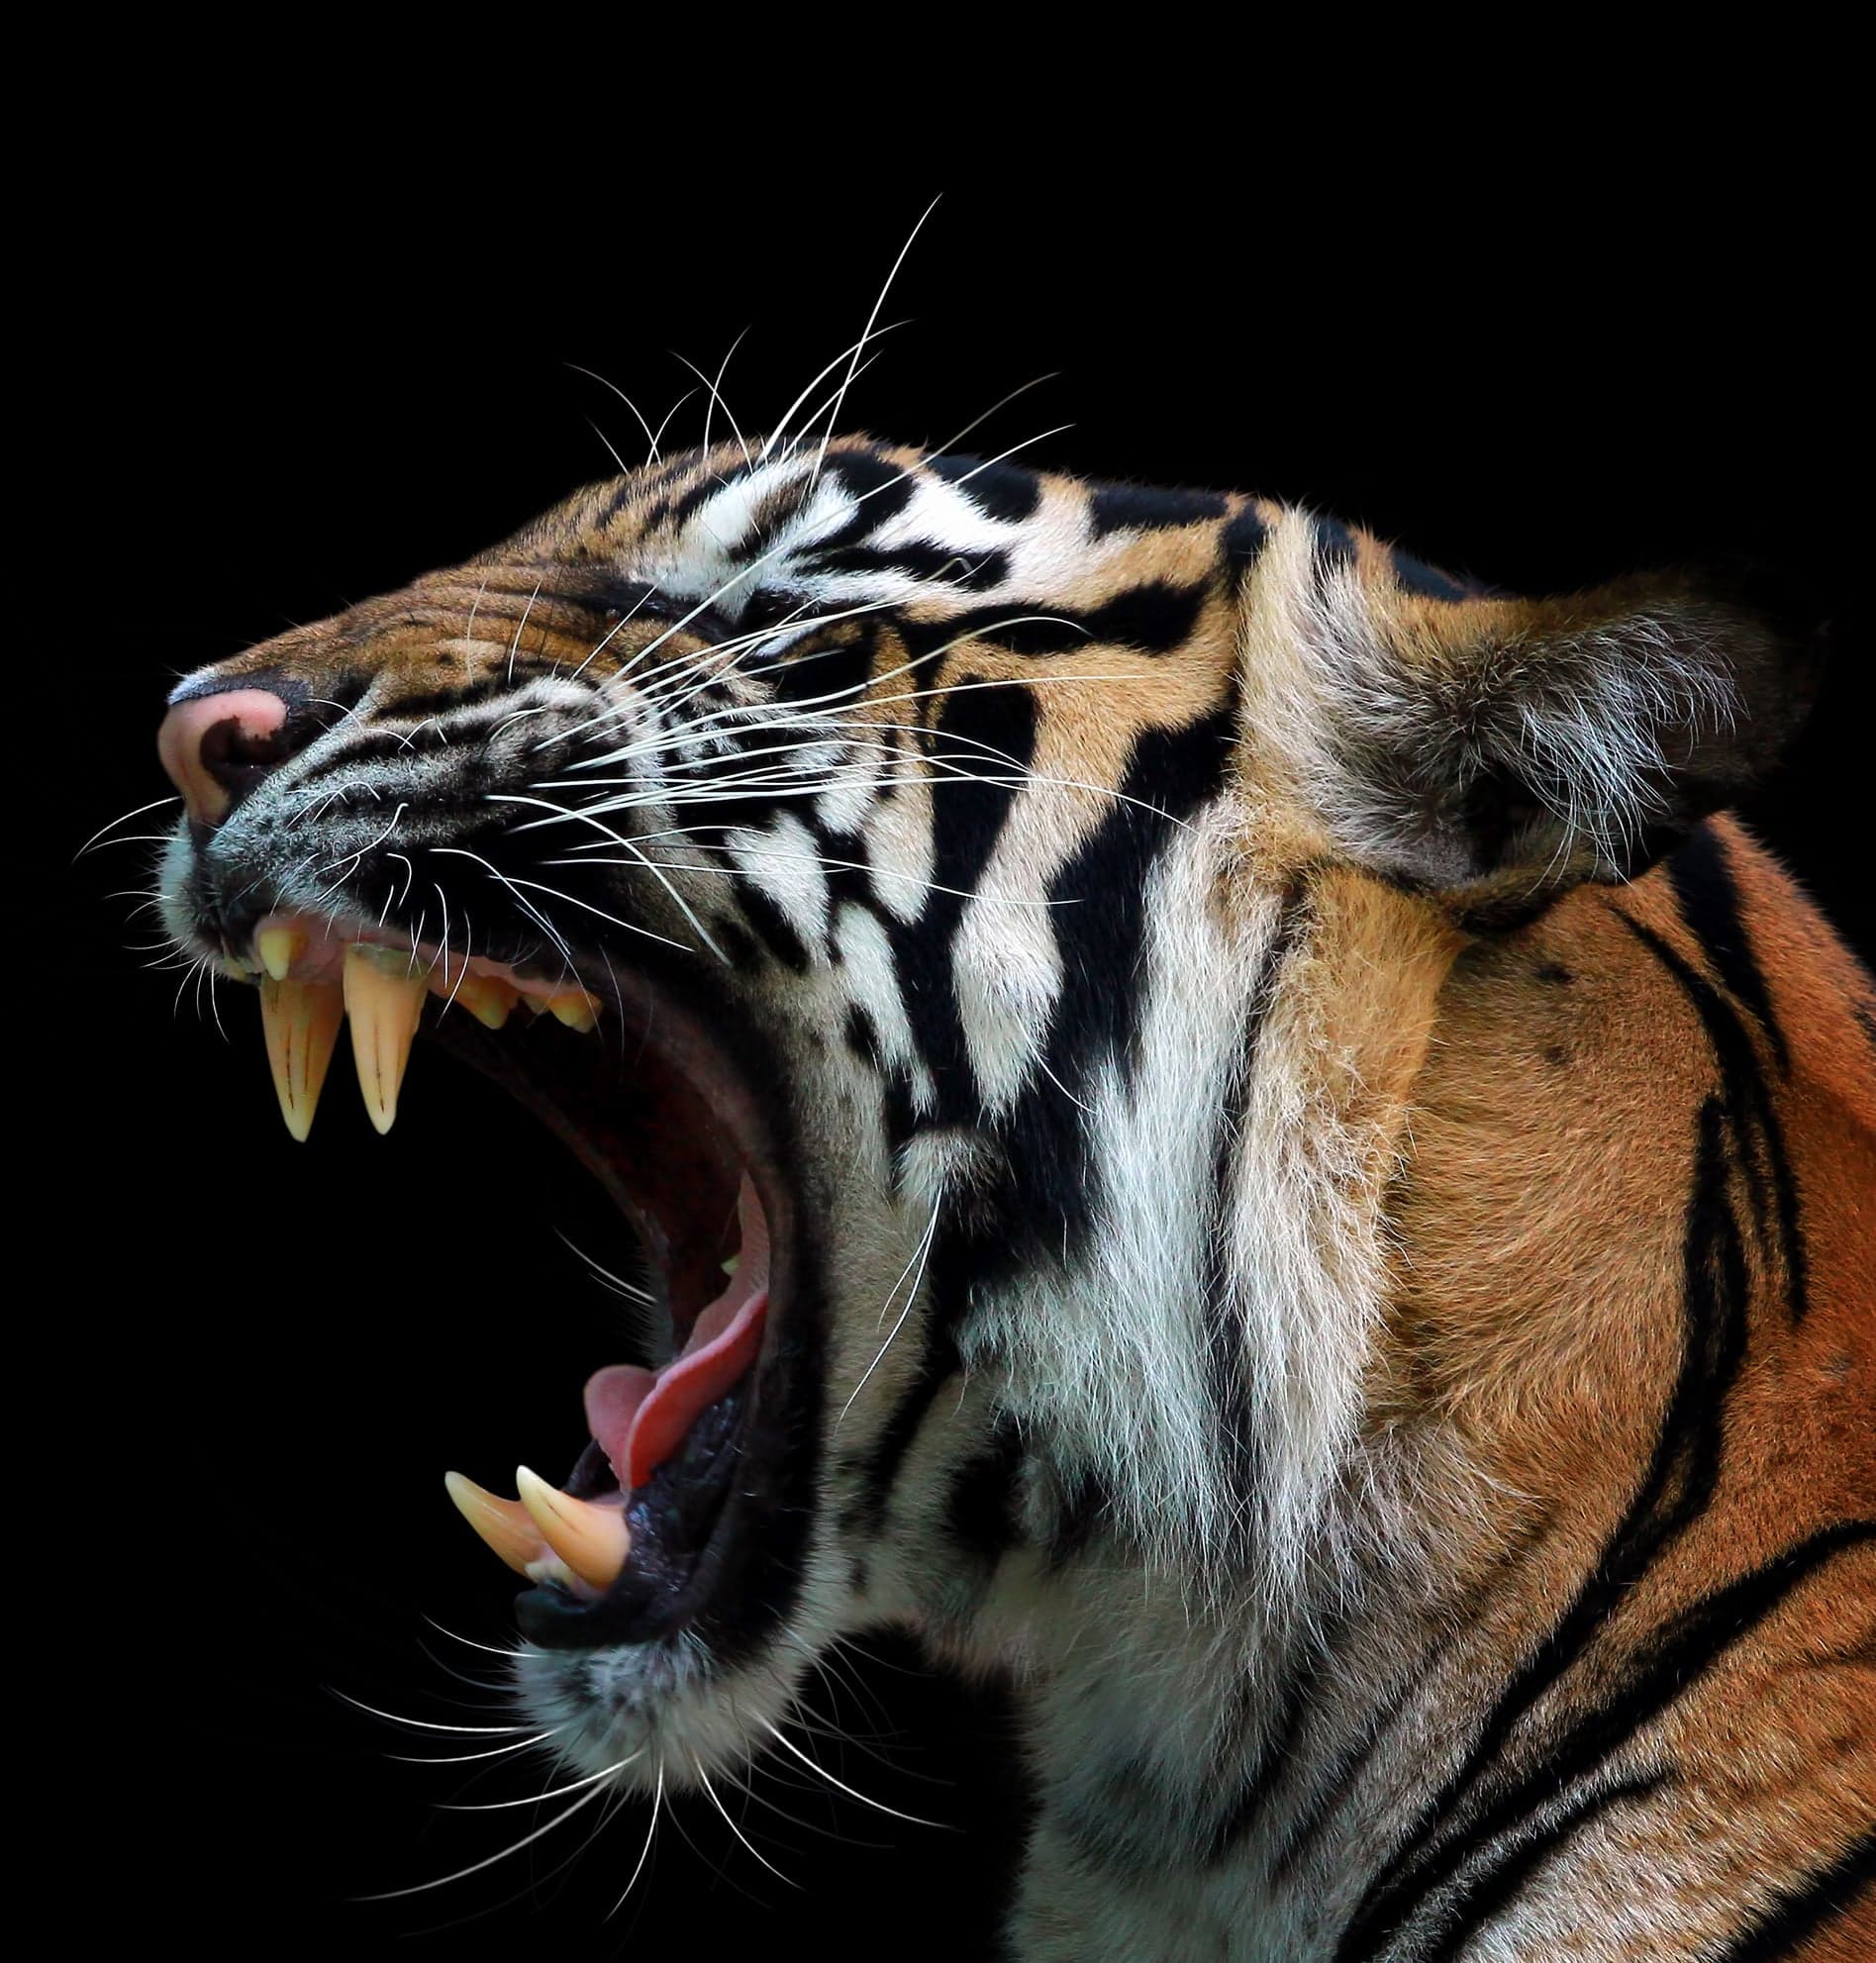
[157,685,295,831]
[198,714,290,788]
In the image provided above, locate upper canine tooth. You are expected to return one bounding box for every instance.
[453,974,520,1030]
[343,943,431,1134]
[259,977,345,1142]
[515,1464,630,1589]
[547,991,599,1032]
[443,1471,544,1577]
[256,926,307,982]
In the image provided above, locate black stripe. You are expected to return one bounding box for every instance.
[662,460,754,534]
[807,540,1010,590]
[1624,913,1810,1323]
[1422,1774,1666,1962]
[1206,1663,1316,1863]
[765,621,878,707]
[886,686,1039,1125]
[926,451,1042,524]
[1666,826,1791,1071]
[732,879,812,970]
[1351,1520,1870,1959]
[805,450,918,552]
[1267,1631,1458,1884]
[1071,579,1211,656]
[1040,1461,1115,1569]
[1335,1091,1752,1962]
[1313,515,1357,572]
[944,1419,1028,1569]
[1718,1828,1876,1962]
[1389,547,1478,603]
[901,580,1211,659]
[847,1322,959,1538]
[1201,892,1313,1565]
[849,1212,983,1534]
[1087,480,1229,540]
[976,704,1238,1278]
[1059,1755,1184,1882]
[1220,506,1269,576]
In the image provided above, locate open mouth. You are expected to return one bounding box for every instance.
[236,914,800,1654]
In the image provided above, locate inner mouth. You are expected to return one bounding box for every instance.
[237,911,792,1652]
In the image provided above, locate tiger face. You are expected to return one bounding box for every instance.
[153,436,1842,1942]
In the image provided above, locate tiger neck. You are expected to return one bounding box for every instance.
[943,862,1462,1631]
[1209,867,1462,1602]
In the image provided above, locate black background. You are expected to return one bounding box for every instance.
[55,144,1863,1958]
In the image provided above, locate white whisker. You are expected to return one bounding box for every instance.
[565,360,665,464]
[73,794,182,860]
[810,194,940,489]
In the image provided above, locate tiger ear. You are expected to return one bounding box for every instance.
[1294,548,1823,914]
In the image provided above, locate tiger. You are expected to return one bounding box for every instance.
[151,432,1875,1959]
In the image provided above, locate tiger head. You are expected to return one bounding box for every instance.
[153,437,1812,1796]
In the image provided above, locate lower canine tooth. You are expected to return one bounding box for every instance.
[259,977,345,1141]
[444,1471,544,1576]
[343,944,430,1134]
[515,1464,630,1589]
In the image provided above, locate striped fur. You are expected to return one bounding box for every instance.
[158,439,1875,1957]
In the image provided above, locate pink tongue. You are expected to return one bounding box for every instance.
[584,1290,768,1493]
[583,1179,772,1495]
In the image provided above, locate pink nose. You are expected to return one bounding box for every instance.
[156,686,294,829]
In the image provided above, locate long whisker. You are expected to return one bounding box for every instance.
[758,1719,949,1831]
[356,1779,615,1900]
[553,1227,652,1303]
[760,322,908,459]
[606,1762,665,1919]
[330,1690,541,1735]
[421,1615,530,1661]
[564,361,666,463]
[425,845,592,973]
[680,330,753,468]
[839,1195,941,1423]
[386,1733,557,1767]
[464,811,724,961]
[73,794,182,860]
[648,388,700,462]
[438,1750,643,1811]
[811,194,940,490]
[692,1753,799,1886]
[506,577,544,686]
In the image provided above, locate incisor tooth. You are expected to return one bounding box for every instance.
[256,925,307,982]
[453,973,520,1030]
[259,978,345,1142]
[547,991,599,1032]
[343,943,430,1134]
[515,1464,630,1589]
[444,1471,543,1577]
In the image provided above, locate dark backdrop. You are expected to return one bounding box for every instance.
[56,162,1862,1957]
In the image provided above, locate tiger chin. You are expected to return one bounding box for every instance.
[152,437,1873,1960]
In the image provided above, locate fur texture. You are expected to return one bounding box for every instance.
[157,438,1874,1958]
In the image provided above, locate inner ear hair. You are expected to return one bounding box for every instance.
[1321,560,1825,910]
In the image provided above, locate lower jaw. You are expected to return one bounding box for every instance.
[518,1392,754,1648]
[422,1011,820,1660]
